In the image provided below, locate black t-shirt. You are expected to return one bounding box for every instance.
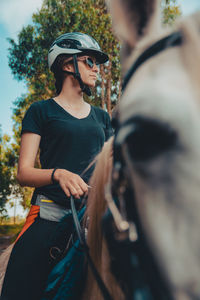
[21,98,113,207]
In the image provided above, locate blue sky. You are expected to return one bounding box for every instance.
[0,0,200,137]
[0,0,43,137]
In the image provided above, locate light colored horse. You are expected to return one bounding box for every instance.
[83,0,200,299]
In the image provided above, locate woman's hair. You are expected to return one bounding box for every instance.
[51,54,72,95]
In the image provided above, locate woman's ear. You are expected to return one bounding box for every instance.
[106,0,161,49]
[63,61,74,72]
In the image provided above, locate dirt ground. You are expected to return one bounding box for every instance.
[0,236,13,255]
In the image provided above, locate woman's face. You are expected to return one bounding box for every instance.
[64,55,99,88]
[77,56,99,88]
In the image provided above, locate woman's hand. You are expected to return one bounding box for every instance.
[53,169,89,199]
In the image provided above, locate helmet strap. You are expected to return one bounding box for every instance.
[62,54,91,96]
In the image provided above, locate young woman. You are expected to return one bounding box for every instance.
[1,32,113,300]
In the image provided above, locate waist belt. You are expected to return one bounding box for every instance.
[35,194,71,222]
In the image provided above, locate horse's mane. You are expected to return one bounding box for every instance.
[83,137,125,300]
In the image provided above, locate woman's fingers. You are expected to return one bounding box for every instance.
[75,181,88,195]
[61,183,80,199]
[69,177,88,195]
[58,170,89,198]
[60,184,71,197]
[79,181,89,193]
[61,182,83,198]
[67,184,82,199]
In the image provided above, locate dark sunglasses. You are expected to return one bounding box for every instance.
[68,57,99,69]
[79,57,99,69]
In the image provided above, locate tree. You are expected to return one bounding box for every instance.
[162,0,182,25]
[0,128,16,215]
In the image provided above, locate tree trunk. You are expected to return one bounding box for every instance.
[13,198,16,224]
[100,65,105,109]
[118,77,122,102]
[106,60,112,116]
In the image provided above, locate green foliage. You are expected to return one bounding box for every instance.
[162,0,182,25]
[0,223,24,240]
[0,128,16,213]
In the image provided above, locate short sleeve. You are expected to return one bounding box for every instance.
[21,102,43,136]
[104,113,114,141]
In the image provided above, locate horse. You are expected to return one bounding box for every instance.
[82,0,200,299]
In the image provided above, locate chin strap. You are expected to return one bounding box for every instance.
[63,54,92,96]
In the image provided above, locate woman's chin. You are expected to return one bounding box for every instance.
[86,82,96,88]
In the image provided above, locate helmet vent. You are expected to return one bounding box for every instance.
[57,39,81,49]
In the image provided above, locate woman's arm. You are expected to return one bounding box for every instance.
[17,132,88,198]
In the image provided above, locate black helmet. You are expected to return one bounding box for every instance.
[48,32,109,70]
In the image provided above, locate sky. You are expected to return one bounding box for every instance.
[0,0,200,216]
[0,0,44,137]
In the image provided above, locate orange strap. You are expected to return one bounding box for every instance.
[15,205,40,243]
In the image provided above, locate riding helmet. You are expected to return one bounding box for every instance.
[48,32,109,70]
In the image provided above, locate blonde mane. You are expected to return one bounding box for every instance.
[82,137,125,300]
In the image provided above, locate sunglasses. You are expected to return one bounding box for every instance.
[68,57,99,69]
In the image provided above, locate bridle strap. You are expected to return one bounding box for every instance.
[70,196,113,300]
[122,31,182,92]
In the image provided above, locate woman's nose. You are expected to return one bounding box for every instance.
[93,63,99,72]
